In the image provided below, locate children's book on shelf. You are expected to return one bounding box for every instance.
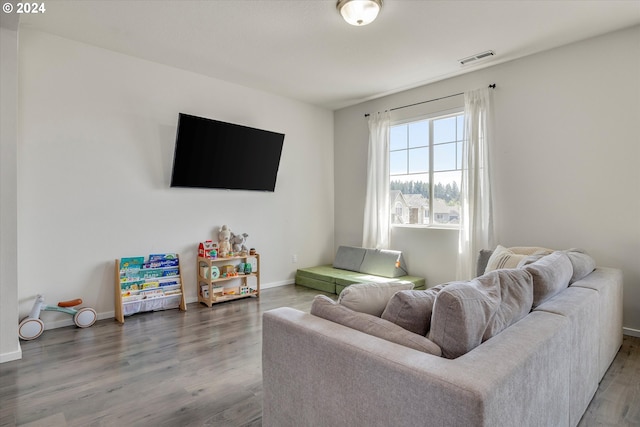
[119,254,182,301]
[115,253,185,323]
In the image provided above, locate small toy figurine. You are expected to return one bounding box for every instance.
[218,225,232,257]
[230,232,249,254]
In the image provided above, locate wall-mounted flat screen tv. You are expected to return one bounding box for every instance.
[170,113,285,192]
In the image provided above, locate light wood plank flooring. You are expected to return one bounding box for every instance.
[1,284,639,427]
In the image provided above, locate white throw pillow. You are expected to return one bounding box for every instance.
[484,245,526,273]
[484,245,552,273]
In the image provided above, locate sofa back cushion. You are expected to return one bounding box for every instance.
[381,285,447,336]
[359,248,408,278]
[563,249,596,284]
[332,246,367,272]
[311,295,442,356]
[523,251,573,307]
[428,269,534,359]
[337,281,414,317]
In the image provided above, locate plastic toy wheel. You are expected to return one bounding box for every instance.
[18,318,44,340]
[74,307,97,328]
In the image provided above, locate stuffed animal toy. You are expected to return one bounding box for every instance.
[218,225,232,256]
[230,232,249,254]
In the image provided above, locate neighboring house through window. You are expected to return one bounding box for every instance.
[390,190,409,224]
[390,111,463,227]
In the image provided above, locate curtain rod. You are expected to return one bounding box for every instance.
[364,84,496,117]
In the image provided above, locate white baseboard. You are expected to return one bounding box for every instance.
[23,281,296,334]
[623,327,640,338]
[261,280,293,289]
[0,348,22,363]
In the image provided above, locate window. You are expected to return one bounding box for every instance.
[395,203,403,217]
[390,111,463,226]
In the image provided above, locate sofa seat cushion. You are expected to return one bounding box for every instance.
[381,285,447,336]
[523,251,573,307]
[429,269,534,359]
[310,295,442,356]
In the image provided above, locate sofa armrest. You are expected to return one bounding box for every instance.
[570,267,623,378]
[262,307,572,427]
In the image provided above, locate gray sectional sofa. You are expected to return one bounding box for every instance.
[263,249,623,427]
[295,245,425,294]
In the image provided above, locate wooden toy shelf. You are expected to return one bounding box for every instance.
[114,254,186,324]
[198,254,260,307]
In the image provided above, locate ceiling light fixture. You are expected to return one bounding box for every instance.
[337,0,382,26]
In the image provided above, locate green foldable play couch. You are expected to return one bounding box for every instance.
[295,246,425,294]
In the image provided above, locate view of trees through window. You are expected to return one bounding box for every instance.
[390,112,464,226]
[389,180,460,204]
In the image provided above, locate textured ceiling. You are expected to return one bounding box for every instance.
[18,0,640,110]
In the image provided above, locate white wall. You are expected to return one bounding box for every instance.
[1,24,22,362]
[16,29,334,329]
[334,26,640,332]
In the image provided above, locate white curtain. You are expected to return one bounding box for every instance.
[456,88,495,280]
[362,111,391,249]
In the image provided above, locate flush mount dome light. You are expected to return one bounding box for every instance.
[337,0,382,26]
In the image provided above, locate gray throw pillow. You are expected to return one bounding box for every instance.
[476,249,493,277]
[523,251,573,307]
[428,269,534,359]
[381,285,447,336]
[338,281,414,317]
[311,295,442,356]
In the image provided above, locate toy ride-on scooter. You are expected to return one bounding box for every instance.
[18,294,97,340]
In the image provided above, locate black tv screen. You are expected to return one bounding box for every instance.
[170,113,285,192]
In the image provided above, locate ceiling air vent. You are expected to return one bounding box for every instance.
[459,50,495,66]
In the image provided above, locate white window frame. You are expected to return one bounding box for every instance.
[390,107,464,229]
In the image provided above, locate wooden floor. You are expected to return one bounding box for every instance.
[1,284,639,427]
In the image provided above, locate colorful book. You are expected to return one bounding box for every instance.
[149,253,178,262]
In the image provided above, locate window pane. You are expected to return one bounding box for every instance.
[390,175,429,225]
[434,143,456,171]
[434,116,456,143]
[389,111,463,228]
[408,121,428,148]
[390,125,407,151]
[433,171,461,225]
[408,147,428,174]
[390,150,407,175]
